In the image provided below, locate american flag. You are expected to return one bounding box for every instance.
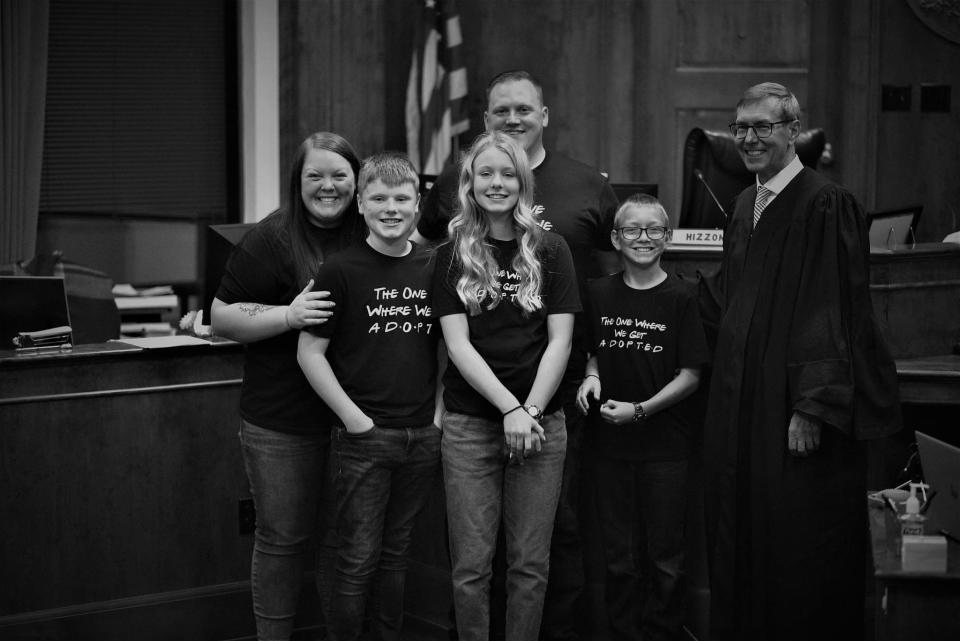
[405,0,469,175]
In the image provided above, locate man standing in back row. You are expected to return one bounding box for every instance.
[417,69,619,641]
[702,82,901,641]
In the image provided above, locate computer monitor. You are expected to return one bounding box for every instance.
[916,431,960,540]
[867,204,922,249]
[203,223,255,319]
[0,276,74,349]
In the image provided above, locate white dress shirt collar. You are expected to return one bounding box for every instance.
[756,154,803,203]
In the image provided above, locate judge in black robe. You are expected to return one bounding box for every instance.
[702,83,901,641]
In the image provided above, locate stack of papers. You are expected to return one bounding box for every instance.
[112,284,175,297]
[112,335,212,349]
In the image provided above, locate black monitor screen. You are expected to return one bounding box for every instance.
[0,276,73,349]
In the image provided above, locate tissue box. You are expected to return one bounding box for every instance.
[901,535,948,572]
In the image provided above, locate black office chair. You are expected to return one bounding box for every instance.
[679,127,827,229]
[610,182,658,203]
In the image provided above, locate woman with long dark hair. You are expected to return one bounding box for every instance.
[212,132,367,641]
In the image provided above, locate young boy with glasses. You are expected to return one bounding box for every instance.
[575,194,709,641]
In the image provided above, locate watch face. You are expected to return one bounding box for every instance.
[525,405,541,418]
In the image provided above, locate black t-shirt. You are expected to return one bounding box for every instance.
[585,274,710,461]
[418,151,619,396]
[215,212,345,436]
[433,232,581,420]
[306,242,438,428]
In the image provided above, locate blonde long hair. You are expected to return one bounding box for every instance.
[447,132,544,315]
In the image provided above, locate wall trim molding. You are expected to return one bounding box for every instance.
[0,580,251,627]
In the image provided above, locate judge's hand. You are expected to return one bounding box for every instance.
[599,400,634,426]
[787,412,821,456]
[286,279,335,329]
[576,376,601,415]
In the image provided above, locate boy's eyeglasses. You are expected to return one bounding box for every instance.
[728,120,793,139]
[615,226,668,241]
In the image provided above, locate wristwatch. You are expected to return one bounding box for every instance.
[632,402,647,423]
[524,404,543,421]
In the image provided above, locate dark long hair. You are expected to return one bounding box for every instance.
[283,131,365,287]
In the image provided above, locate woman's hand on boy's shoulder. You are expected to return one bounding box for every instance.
[287,279,335,329]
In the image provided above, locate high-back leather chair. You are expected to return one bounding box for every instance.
[679,127,826,229]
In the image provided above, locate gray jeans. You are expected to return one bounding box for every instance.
[441,409,567,641]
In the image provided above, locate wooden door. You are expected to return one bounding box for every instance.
[644,0,815,220]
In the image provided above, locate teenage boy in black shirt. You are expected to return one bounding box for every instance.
[298,152,440,641]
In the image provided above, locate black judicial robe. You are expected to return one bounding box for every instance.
[702,167,901,640]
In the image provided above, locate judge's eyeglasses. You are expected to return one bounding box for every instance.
[614,226,668,241]
[728,120,793,139]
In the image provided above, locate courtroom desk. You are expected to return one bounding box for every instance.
[662,241,960,360]
[660,245,721,281]
[868,498,960,640]
[870,243,960,359]
[889,355,960,491]
[0,339,264,641]
[896,354,960,405]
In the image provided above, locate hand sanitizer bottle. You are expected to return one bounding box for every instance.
[899,482,926,537]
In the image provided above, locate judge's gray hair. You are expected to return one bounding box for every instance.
[737,82,801,122]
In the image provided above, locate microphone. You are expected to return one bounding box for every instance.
[694,169,728,220]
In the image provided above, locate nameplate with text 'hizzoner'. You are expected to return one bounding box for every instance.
[669,228,724,248]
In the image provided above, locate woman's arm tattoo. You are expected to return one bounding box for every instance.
[237,303,274,317]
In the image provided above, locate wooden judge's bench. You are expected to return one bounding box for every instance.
[661,241,960,361]
[1,243,958,640]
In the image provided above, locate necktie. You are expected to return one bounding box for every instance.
[753,184,772,227]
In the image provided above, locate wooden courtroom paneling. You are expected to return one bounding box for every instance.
[875,0,960,243]
[676,0,810,66]
[365,1,646,190]
[0,344,254,638]
[647,0,812,219]
[427,0,643,182]
[279,0,386,170]
[870,244,960,359]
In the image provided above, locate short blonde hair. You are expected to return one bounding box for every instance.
[613,194,669,229]
[358,152,419,196]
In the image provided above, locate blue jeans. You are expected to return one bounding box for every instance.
[594,457,688,641]
[442,409,567,641]
[330,423,441,641]
[240,419,330,641]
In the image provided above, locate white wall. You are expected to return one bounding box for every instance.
[240,0,280,222]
